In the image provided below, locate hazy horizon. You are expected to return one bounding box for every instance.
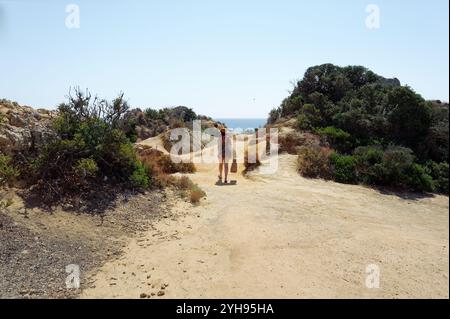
[0,0,448,118]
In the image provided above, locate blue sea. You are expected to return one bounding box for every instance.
[215,118,267,132]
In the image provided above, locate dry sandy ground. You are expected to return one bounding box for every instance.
[82,136,449,299]
[0,188,167,298]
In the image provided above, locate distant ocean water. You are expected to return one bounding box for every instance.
[215,118,267,132]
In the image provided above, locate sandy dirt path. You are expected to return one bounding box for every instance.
[82,137,449,299]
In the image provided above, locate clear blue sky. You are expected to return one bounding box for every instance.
[0,0,448,118]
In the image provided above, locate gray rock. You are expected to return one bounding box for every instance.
[0,100,56,154]
[8,112,27,127]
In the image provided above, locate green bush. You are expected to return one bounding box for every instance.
[353,146,385,185]
[276,96,301,118]
[75,158,99,178]
[269,64,448,194]
[144,108,160,120]
[402,163,435,193]
[316,126,353,153]
[31,89,150,200]
[297,145,332,179]
[381,146,415,184]
[123,118,138,143]
[329,153,357,184]
[300,103,322,128]
[387,87,432,148]
[353,145,435,192]
[0,154,19,186]
[426,161,449,195]
[130,161,150,188]
[296,113,311,130]
[267,108,280,124]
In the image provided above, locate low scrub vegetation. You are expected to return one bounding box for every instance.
[296,144,447,194]
[277,131,321,155]
[189,186,206,204]
[144,106,197,124]
[353,146,435,193]
[426,161,449,194]
[0,154,19,186]
[156,153,196,174]
[1,90,208,208]
[270,64,449,194]
[297,145,332,179]
[278,132,306,154]
[137,149,195,182]
[329,153,357,184]
[315,126,354,153]
[24,89,150,202]
[173,176,206,204]
[137,148,204,204]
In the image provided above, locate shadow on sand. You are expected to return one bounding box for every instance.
[215,180,238,186]
[374,186,436,201]
[18,184,135,215]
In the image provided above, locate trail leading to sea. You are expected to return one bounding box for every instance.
[81,135,449,298]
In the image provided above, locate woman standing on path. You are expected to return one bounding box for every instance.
[218,127,232,184]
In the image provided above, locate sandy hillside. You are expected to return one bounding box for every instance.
[82,135,449,299]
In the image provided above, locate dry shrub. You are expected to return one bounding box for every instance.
[297,145,332,179]
[278,132,320,154]
[154,172,177,188]
[137,147,195,177]
[168,118,185,129]
[176,175,194,189]
[136,146,205,203]
[172,175,205,204]
[136,148,170,187]
[0,154,19,186]
[278,133,304,154]
[190,186,206,204]
[157,154,196,174]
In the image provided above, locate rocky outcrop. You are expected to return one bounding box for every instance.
[378,76,401,87]
[0,99,56,154]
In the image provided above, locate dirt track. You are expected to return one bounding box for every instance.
[81,135,449,299]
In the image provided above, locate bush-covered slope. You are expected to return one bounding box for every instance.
[269,64,448,194]
[1,89,208,206]
[122,106,221,142]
